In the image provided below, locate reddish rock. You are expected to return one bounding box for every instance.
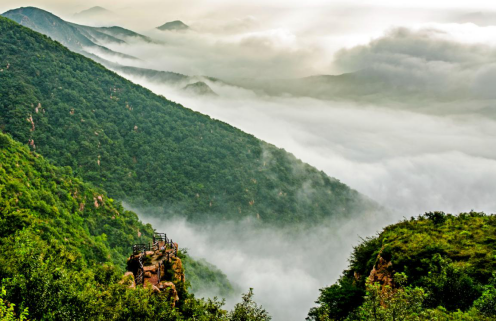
[368,250,394,288]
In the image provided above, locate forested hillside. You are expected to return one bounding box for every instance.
[308,211,496,320]
[0,16,378,225]
[0,132,241,319]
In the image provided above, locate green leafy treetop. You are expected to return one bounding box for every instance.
[228,289,271,321]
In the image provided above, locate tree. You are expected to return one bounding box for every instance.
[354,273,425,321]
[229,288,271,321]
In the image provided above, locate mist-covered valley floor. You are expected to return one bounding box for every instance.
[137,212,391,320]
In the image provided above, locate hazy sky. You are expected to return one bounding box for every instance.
[4,1,496,78]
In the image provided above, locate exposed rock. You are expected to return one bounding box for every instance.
[171,257,185,283]
[121,271,135,288]
[368,250,394,288]
[126,235,185,306]
[152,285,161,293]
[160,281,180,303]
[144,265,157,273]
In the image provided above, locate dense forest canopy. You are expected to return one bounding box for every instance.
[0,132,239,319]
[0,15,379,225]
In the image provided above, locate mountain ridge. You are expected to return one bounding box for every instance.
[2,7,149,59]
[0,15,381,225]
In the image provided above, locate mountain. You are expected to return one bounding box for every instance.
[111,64,231,92]
[228,68,475,103]
[0,130,241,319]
[94,26,151,42]
[308,211,496,320]
[73,6,113,21]
[75,6,110,17]
[228,72,409,102]
[183,81,218,96]
[157,20,189,31]
[1,7,148,60]
[113,65,191,84]
[0,15,379,226]
[2,7,221,93]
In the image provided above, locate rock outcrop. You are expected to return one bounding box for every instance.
[368,248,394,288]
[125,233,185,306]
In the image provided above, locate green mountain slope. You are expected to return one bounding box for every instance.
[0,132,238,319]
[0,16,378,225]
[2,7,148,59]
[308,211,496,320]
[0,132,153,268]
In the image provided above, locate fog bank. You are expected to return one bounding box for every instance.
[139,212,392,321]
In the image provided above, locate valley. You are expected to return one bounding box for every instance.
[0,2,495,320]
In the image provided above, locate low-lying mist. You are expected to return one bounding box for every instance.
[97,21,496,219]
[138,211,392,321]
[116,73,496,218]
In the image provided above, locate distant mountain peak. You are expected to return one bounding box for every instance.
[75,6,111,15]
[183,81,217,96]
[157,20,189,31]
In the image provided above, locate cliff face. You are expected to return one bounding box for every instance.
[126,236,185,305]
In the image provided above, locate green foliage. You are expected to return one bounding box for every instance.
[0,286,28,321]
[353,274,425,321]
[0,15,377,225]
[307,278,364,321]
[0,132,262,319]
[424,211,447,225]
[473,282,496,317]
[178,249,237,299]
[309,212,496,320]
[0,132,154,269]
[228,288,271,321]
[421,258,482,311]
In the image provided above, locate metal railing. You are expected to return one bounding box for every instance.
[133,243,150,255]
[131,232,179,287]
